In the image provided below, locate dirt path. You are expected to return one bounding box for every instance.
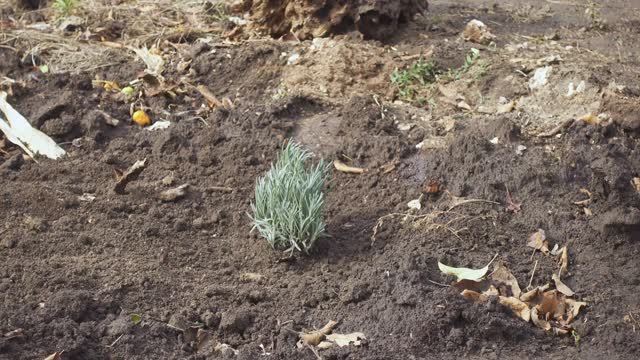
[1,1,639,359]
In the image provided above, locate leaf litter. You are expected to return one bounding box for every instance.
[441,239,586,337]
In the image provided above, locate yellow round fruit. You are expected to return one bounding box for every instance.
[132,110,151,126]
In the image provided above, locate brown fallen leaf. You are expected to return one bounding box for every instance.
[557,246,568,275]
[423,181,440,194]
[461,289,488,302]
[552,273,575,297]
[159,184,189,202]
[196,85,223,108]
[527,229,549,255]
[491,263,522,298]
[499,296,531,322]
[299,320,338,346]
[452,279,490,293]
[505,187,521,213]
[539,291,565,321]
[531,306,552,331]
[333,159,364,174]
[114,158,148,194]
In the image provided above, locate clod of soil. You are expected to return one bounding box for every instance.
[235,0,428,40]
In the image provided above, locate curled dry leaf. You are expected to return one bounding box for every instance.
[300,320,338,346]
[527,229,549,255]
[564,298,587,324]
[423,181,440,194]
[539,291,565,321]
[531,306,552,331]
[557,246,568,275]
[114,158,147,194]
[325,332,366,347]
[552,273,574,297]
[491,263,522,298]
[333,159,364,174]
[483,285,500,297]
[159,184,189,202]
[520,287,540,302]
[499,296,531,322]
[461,289,488,302]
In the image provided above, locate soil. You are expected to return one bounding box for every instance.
[1,1,640,360]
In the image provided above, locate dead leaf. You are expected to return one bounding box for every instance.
[584,208,593,217]
[325,332,366,347]
[531,306,552,331]
[564,298,587,324]
[552,273,575,297]
[300,320,338,346]
[438,259,491,282]
[43,352,63,360]
[423,181,440,194]
[222,97,234,110]
[527,229,549,255]
[452,279,489,293]
[333,159,364,174]
[557,246,568,275]
[197,85,223,108]
[505,187,521,213]
[240,273,265,283]
[633,177,640,193]
[457,101,472,111]
[539,291,565,320]
[317,341,334,349]
[483,285,500,297]
[499,296,531,322]
[159,184,189,202]
[462,19,496,44]
[491,263,522,298]
[520,287,539,302]
[461,289,488,302]
[114,158,147,194]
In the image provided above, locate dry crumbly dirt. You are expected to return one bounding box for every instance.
[1,1,640,360]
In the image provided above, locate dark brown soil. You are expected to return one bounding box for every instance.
[1,1,640,360]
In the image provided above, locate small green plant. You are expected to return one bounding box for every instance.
[572,330,581,346]
[250,141,330,254]
[445,48,481,80]
[390,58,438,100]
[52,0,78,16]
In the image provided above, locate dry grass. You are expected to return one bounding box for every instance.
[1,0,227,74]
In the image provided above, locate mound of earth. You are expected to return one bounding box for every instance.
[234,0,428,40]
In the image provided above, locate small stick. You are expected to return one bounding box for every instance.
[527,260,539,290]
[106,334,123,348]
[427,279,450,287]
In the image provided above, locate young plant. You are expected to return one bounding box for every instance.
[250,141,330,254]
[52,0,78,16]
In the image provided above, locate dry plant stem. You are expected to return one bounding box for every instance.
[527,259,539,290]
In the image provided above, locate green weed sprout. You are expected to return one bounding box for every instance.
[250,142,330,254]
[52,0,78,16]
